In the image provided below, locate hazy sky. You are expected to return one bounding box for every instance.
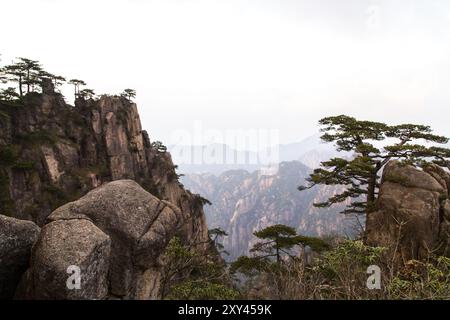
[1,0,450,149]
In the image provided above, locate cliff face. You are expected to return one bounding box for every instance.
[366,161,450,262]
[0,91,211,298]
[182,161,355,260]
[0,91,208,243]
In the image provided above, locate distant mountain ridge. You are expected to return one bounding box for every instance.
[182,161,356,260]
[169,133,341,175]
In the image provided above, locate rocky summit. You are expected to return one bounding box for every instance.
[366,161,450,261]
[0,89,212,299]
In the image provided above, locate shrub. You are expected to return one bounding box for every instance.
[166,280,239,300]
[161,237,238,300]
[233,239,450,300]
[387,257,450,299]
[0,145,18,166]
[16,130,58,146]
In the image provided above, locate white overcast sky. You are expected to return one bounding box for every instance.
[1,0,449,149]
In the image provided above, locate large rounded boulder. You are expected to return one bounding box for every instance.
[18,180,184,299]
[0,215,40,299]
[366,161,450,262]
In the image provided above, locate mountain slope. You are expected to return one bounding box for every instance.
[0,89,210,249]
[182,161,356,260]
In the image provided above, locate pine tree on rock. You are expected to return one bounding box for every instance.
[299,115,450,222]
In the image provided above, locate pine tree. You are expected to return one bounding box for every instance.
[121,88,136,101]
[68,79,86,99]
[0,87,19,101]
[16,58,42,93]
[2,63,26,97]
[299,115,450,218]
[78,88,95,100]
[251,224,328,263]
[39,71,66,88]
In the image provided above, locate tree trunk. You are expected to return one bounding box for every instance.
[367,162,382,214]
[26,70,30,93]
[275,239,280,264]
[18,76,23,97]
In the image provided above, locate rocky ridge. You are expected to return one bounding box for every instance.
[0,88,211,299]
[366,161,450,261]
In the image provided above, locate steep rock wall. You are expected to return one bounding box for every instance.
[366,161,450,261]
[0,92,211,298]
[0,92,208,245]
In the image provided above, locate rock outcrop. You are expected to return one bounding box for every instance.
[17,180,184,299]
[366,161,450,262]
[0,91,211,299]
[0,215,40,299]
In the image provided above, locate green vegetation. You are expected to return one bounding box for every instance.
[0,57,67,100]
[1,58,41,97]
[299,115,450,219]
[15,130,58,146]
[0,145,18,166]
[39,71,66,89]
[167,165,185,183]
[41,183,80,211]
[229,225,450,299]
[161,236,238,300]
[78,88,95,100]
[167,280,239,300]
[0,55,137,105]
[252,225,329,262]
[0,87,20,101]
[0,170,14,216]
[231,224,329,271]
[151,141,168,153]
[0,141,35,170]
[387,257,450,299]
[209,227,229,256]
[0,144,35,215]
[121,89,136,102]
[0,110,9,121]
[12,161,35,170]
[68,79,86,100]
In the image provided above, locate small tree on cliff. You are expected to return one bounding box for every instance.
[0,87,19,101]
[209,227,229,256]
[0,65,7,84]
[160,237,238,300]
[2,58,62,96]
[299,115,450,220]
[2,63,26,97]
[69,79,86,99]
[78,88,95,100]
[151,141,167,153]
[39,71,66,89]
[16,58,42,93]
[121,88,136,102]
